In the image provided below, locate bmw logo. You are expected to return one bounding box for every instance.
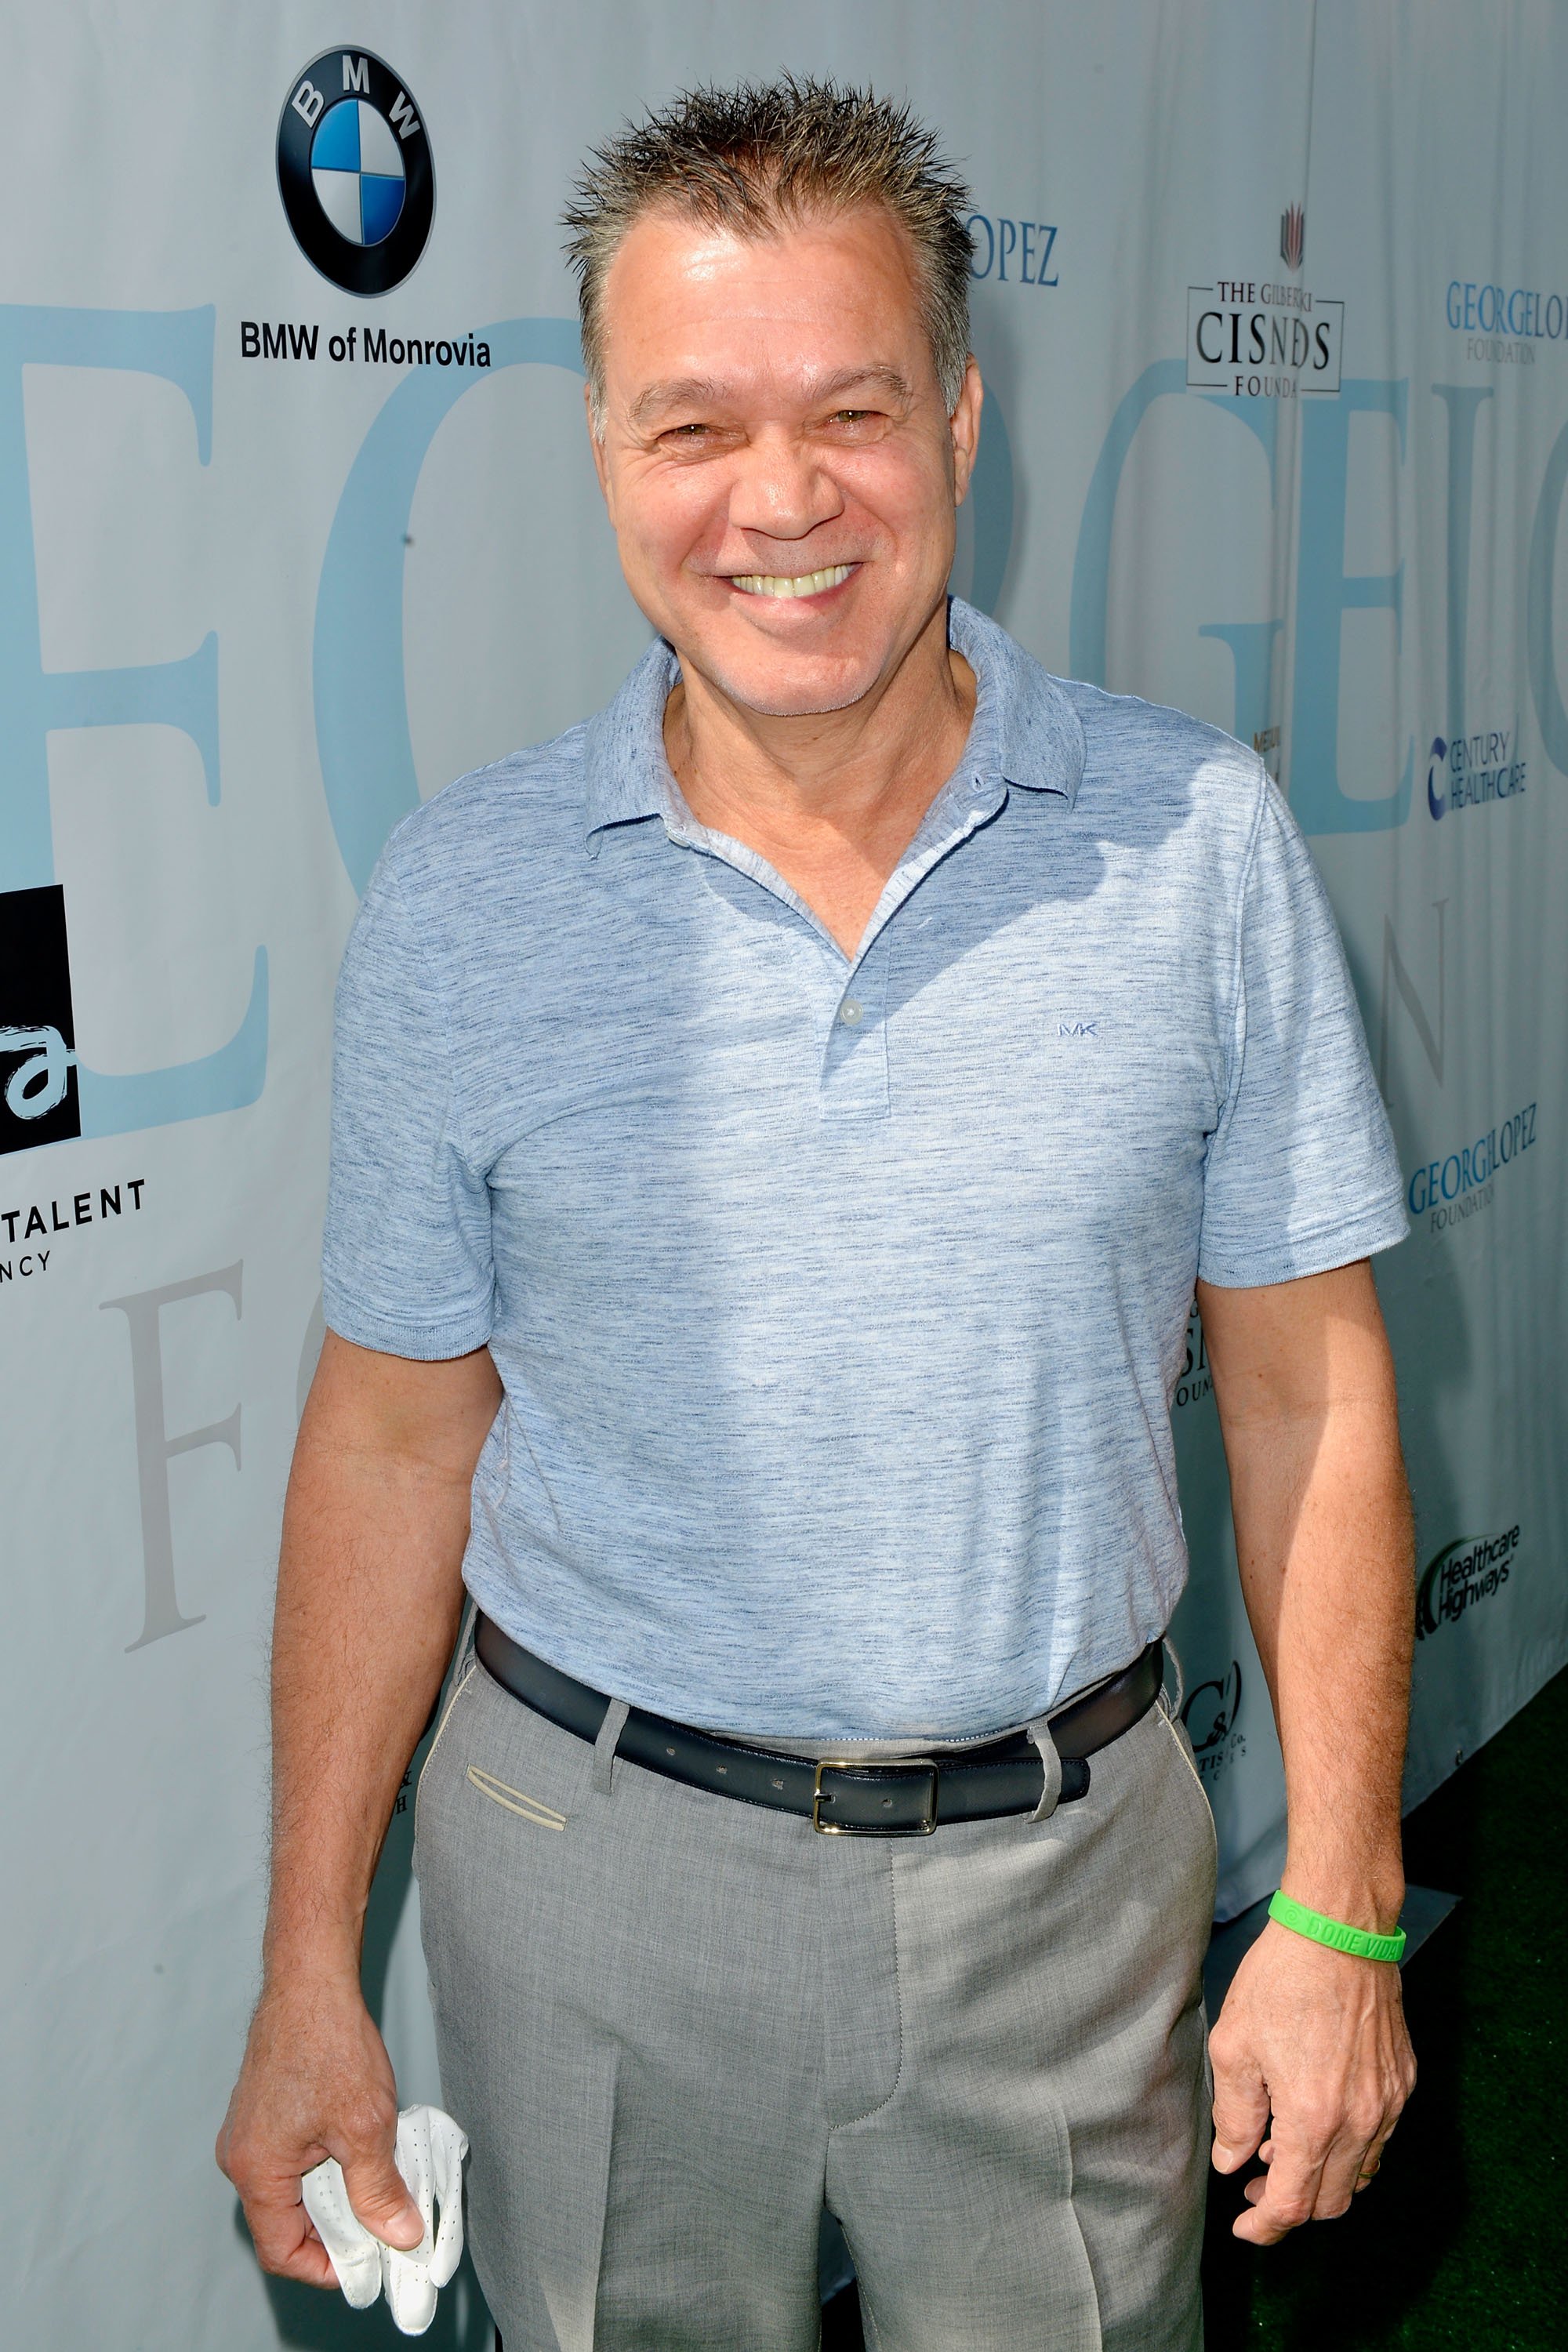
[277,50,434,296]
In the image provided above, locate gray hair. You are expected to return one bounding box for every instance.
[563,78,974,432]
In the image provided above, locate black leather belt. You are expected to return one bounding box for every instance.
[473,1614,1165,1836]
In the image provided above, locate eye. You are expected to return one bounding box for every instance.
[655,420,732,456]
[819,406,891,437]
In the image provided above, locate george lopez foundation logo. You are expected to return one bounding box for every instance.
[0,886,80,1156]
[1417,1526,1520,1639]
[1406,1098,1537,1233]
[277,49,434,296]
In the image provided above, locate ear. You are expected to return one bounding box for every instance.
[585,382,614,514]
[949,357,983,508]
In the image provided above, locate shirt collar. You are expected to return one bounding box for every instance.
[946,597,1085,808]
[581,595,1085,845]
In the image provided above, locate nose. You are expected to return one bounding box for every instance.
[724,424,844,544]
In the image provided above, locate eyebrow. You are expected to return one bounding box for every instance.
[628,364,915,427]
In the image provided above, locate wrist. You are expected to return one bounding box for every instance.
[1269,1886,1406,1964]
[1279,1865,1404,1940]
[260,1916,365,1990]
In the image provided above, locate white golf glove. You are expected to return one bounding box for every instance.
[301,2103,469,2336]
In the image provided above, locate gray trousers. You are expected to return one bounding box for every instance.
[414,1650,1216,2350]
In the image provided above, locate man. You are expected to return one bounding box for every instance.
[220,79,1417,2350]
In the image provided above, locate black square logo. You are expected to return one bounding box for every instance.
[1,885,82,1154]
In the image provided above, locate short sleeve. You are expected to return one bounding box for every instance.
[1197,777,1408,1287]
[321,858,495,1357]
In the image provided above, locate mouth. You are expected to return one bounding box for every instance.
[725,563,857,601]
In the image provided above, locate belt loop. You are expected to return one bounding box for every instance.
[591,1698,630,1796]
[1025,1717,1064,1822]
[1160,1638,1185,1720]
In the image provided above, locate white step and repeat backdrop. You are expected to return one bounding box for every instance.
[4,3,1565,2343]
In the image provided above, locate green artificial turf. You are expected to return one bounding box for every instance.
[1204,1661,1567,2350]
[825,1664,1567,2352]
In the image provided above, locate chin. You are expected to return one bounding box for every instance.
[698,643,886,719]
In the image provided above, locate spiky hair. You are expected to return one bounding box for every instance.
[563,77,975,428]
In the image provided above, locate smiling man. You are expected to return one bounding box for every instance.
[220,80,1417,2351]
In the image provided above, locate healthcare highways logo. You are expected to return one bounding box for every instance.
[277,49,434,296]
[1417,1527,1520,1640]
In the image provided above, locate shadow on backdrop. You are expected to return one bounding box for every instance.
[1200,1748,1496,2346]
[1200,919,1475,2347]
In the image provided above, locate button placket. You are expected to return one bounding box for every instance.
[822,960,890,1120]
[657,771,1005,1129]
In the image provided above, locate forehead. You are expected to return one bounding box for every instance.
[598,203,931,391]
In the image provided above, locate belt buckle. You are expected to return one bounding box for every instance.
[812,1757,939,1836]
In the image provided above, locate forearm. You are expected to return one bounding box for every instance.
[1230,1399,1413,1926]
[1200,1263,1414,1931]
[264,1367,483,1981]
[1199,1265,1418,2239]
[220,1339,499,2278]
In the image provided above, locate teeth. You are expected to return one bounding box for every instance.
[730,564,855,599]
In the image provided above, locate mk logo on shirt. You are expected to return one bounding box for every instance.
[1058,1020,1098,1038]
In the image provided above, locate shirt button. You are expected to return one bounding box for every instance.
[839,999,864,1026]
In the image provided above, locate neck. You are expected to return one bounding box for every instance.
[659,602,977,960]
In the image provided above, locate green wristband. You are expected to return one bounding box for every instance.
[1268,1889,1406,1963]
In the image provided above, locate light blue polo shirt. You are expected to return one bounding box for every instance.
[323,599,1406,1738]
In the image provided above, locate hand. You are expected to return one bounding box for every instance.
[217,1967,424,2287]
[1209,1918,1417,2243]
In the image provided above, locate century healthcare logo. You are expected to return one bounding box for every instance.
[277,51,434,296]
[1426,722,1526,819]
[1417,1526,1519,1639]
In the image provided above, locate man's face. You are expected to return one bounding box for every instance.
[591,204,981,718]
